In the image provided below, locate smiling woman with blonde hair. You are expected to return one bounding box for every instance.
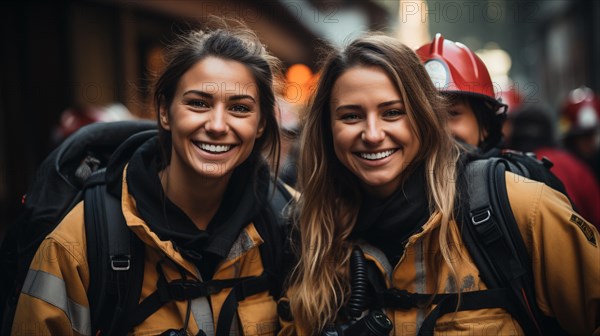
[279,33,600,335]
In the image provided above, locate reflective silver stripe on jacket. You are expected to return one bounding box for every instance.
[414,240,426,330]
[190,266,215,336]
[21,269,91,335]
[226,229,256,261]
[191,296,215,336]
[192,228,255,335]
[359,242,393,282]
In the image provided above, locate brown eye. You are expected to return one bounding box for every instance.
[383,109,405,118]
[230,104,251,113]
[448,110,460,117]
[187,99,208,109]
[341,113,361,122]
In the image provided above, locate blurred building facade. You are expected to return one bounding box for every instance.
[1,0,598,235]
[0,0,388,235]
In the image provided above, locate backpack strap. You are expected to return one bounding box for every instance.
[113,265,270,335]
[462,158,565,335]
[85,173,291,335]
[215,273,271,336]
[203,178,292,335]
[268,178,293,225]
[415,288,520,335]
[84,169,145,336]
[213,178,291,335]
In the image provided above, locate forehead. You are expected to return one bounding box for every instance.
[330,66,400,104]
[177,56,258,96]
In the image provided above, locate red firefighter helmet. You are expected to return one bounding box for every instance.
[415,33,506,116]
[560,86,600,137]
[499,85,523,115]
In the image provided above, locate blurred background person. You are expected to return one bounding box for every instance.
[51,103,136,146]
[560,86,600,184]
[276,97,301,187]
[507,106,600,230]
[499,85,524,143]
[416,33,507,156]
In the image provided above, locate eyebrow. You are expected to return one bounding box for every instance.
[183,90,256,103]
[378,100,403,108]
[334,99,403,113]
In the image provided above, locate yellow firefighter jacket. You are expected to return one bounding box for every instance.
[12,167,281,336]
[280,172,600,335]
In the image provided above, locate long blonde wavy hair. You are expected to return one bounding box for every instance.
[287,34,463,333]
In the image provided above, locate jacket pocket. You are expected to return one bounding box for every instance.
[434,309,524,335]
[237,295,279,335]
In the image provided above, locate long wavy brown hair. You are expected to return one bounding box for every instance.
[287,33,462,333]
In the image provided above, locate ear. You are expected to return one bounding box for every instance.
[480,128,488,141]
[256,118,266,138]
[159,108,170,130]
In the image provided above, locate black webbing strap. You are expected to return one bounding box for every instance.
[381,288,446,310]
[216,273,271,336]
[127,263,269,335]
[464,159,543,335]
[84,172,110,332]
[380,287,525,335]
[85,169,131,333]
[417,288,515,335]
[85,168,144,336]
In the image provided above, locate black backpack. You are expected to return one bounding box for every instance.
[0,120,293,335]
[423,154,567,335]
[368,152,570,335]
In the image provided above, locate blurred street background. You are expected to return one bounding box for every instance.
[1,0,599,237]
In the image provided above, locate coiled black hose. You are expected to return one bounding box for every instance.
[347,247,369,319]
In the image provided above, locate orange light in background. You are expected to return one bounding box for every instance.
[284,63,315,104]
[286,63,312,84]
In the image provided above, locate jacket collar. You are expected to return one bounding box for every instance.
[121,163,265,279]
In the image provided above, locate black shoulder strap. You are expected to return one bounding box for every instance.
[268,178,293,226]
[463,158,566,335]
[213,178,292,335]
[257,177,293,296]
[115,179,290,335]
[84,169,144,335]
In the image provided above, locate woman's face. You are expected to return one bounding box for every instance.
[330,65,420,198]
[161,56,264,180]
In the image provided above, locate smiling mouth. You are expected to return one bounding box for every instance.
[356,149,397,160]
[194,142,233,154]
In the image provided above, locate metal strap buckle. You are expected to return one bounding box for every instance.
[110,255,131,271]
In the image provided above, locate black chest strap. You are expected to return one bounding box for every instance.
[380,287,524,335]
[120,261,270,335]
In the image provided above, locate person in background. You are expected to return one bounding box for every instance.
[507,106,600,230]
[12,27,289,335]
[416,34,574,207]
[276,97,301,187]
[279,33,599,335]
[51,103,136,145]
[499,85,524,142]
[415,33,507,156]
[560,86,600,183]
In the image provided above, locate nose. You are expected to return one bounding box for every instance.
[361,115,385,144]
[205,105,229,136]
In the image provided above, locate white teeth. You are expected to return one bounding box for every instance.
[359,149,395,160]
[198,143,231,153]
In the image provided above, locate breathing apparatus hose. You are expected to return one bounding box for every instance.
[321,247,392,336]
[347,247,370,319]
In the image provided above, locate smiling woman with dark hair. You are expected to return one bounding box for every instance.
[11,26,293,336]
